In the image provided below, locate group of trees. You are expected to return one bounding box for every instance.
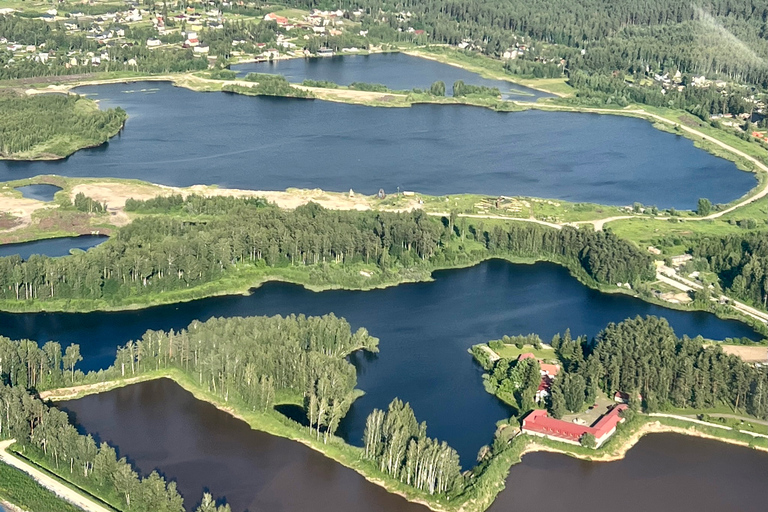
[0,312,381,510]
[0,383,189,511]
[548,316,767,418]
[0,198,654,304]
[232,73,314,98]
[690,233,768,310]
[452,80,500,98]
[481,356,542,414]
[476,316,767,421]
[362,398,463,495]
[112,314,377,436]
[0,94,126,157]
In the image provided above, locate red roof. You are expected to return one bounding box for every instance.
[522,405,628,443]
[518,353,560,377]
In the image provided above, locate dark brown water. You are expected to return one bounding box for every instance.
[60,378,428,512]
[491,434,768,512]
[61,379,768,512]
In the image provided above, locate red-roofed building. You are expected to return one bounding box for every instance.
[517,353,559,377]
[522,404,628,447]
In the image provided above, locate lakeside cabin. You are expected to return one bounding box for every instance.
[521,404,628,448]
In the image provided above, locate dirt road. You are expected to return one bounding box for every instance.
[0,439,112,512]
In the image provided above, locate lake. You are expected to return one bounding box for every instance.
[0,235,108,260]
[60,379,768,512]
[0,78,754,209]
[232,53,552,100]
[2,260,758,466]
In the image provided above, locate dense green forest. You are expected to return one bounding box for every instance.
[690,233,768,310]
[0,197,653,306]
[0,93,126,157]
[289,0,768,87]
[475,316,768,421]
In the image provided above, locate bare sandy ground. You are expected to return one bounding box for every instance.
[70,181,422,214]
[719,344,767,363]
[0,191,55,233]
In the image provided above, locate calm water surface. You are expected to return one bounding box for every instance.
[0,235,107,259]
[233,53,551,99]
[14,184,62,201]
[2,261,757,466]
[60,379,429,512]
[61,380,768,512]
[0,83,753,208]
[490,434,768,512]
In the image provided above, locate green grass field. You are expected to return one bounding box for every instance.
[0,461,83,512]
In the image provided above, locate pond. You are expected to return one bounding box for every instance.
[14,183,62,202]
[0,235,108,260]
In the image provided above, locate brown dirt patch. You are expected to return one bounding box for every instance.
[719,344,767,363]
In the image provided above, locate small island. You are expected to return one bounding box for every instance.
[0,93,126,160]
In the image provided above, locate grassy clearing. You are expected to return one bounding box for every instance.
[489,343,556,360]
[0,461,84,512]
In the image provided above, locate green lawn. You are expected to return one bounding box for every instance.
[490,343,556,360]
[0,461,83,512]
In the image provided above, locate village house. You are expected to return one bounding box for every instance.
[522,404,628,447]
[518,353,560,402]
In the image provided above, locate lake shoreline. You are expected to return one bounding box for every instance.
[41,373,768,512]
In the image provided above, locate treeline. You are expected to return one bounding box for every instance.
[123,193,268,214]
[452,80,500,98]
[690,233,768,310]
[550,316,767,418]
[476,316,767,420]
[0,94,126,157]
[0,199,653,304]
[0,384,188,511]
[224,73,313,98]
[565,70,755,119]
[112,315,378,439]
[363,399,463,495]
[286,0,768,88]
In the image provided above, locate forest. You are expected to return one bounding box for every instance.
[0,93,126,157]
[690,233,768,311]
[476,316,767,421]
[0,198,654,306]
[287,0,768,88]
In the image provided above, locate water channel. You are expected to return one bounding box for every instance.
[3,260,758,466]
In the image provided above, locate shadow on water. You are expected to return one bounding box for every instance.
[60,379,429,512]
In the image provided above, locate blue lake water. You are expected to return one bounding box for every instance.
[232,53,552,100]
[0,80,753,209]
[2,260,758,467]
[14,184,62,201]
[0,235,108,260]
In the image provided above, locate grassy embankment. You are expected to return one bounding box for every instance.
[0,460,86,512]
[39,369,768,512]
